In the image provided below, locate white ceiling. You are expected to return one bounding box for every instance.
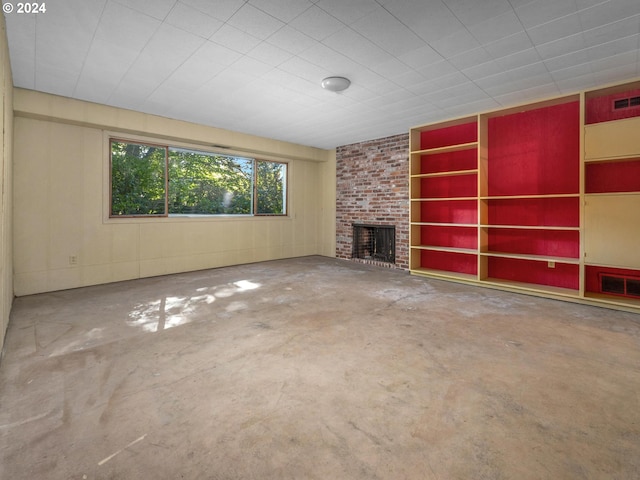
[5,0,640,149]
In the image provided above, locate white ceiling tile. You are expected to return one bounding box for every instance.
[322,27,394,66]
[543,49,591,72]
[515,0,578,29]
[483,32,534,59]
[278,56,328,83]
[527,14,583,46]
[468,10,524,45]
[76,38,139,98]
[414,61,460,84]
[228,56,274,77]
[94,1,161,50]
[495,48,542,70]
[593,61,640,85]
[368,57,413,77]
[228,4,285,40]
[535,34,586,61]
[398,45,444,67]
[161,42,241,90]
[6,0,640,149]
[178,0,245,22]
[578,1,640,30]
[249,0,313,23]
[247,42,293,67]
[266,26,316,54]
[351,7,425,57]
[109,26,206,102]
[449,47,493,70]
[588,44,640,70]
[289,6,345,41]
[164,2,223,38]
[9,58,35,89]
[582,16,640,48]
[384,0,465,44]
[430,28,482,59]
[6,15,36,87]
[550,63,594,82]
[585,34,640,62]
[462,60,506,81]
[33,65,79,97]
[113,0,176,20]
[210,24,262,54]
[315,0,380,24]
[444,0,513,26]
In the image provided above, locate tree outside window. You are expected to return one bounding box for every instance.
[110,140,287,217]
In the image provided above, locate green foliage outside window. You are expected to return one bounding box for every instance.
[168,149,253,215]
[111,141,166,215]
[257,161,287,214]
[110,140,287,217]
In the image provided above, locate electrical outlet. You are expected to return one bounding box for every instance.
[547,261,555,269]
[69,255,78,266]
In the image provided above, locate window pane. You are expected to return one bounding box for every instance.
[111,141,166,216]
[256,161,287,215]
[168,148,253,215]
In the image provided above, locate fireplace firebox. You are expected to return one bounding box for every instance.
[352,224,395,264]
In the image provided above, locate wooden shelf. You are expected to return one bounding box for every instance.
[583,292,640,310]
[411,168,478,178]
[410,267,477,283]
[412,245,477,255]
[481,278,579,298]
[480,251,580,265]
[480,194,579,200]
[407,80,640,312]
[411,196,477,202]
[413,222,477,227]
[410,142,478,155]
[480,224,580,231]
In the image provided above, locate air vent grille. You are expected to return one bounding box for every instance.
[613,96,640,111]
[600,274,640,298]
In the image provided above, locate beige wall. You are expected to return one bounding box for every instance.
[1,14,13,351]
[13,89,336,296]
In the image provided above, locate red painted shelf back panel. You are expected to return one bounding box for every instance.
[487,197,580,227]
[420,122,477,150]
[585,159,640,193]
[420,149,477,174]
[421,174,477,198]
[585,265,640,293]
[420,200,477,224]
[488,257,579,289]
[421,250,478,275]
[420,225,477,249]
[487,228,580,258]
[487,102,580,196]
[586,88,640,124]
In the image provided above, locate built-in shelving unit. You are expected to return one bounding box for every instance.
[409,79,640,313]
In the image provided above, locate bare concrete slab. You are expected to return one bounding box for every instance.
[1,256,639,479]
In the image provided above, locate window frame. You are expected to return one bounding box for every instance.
[108,136,289,219]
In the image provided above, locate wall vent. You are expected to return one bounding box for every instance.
[612,96,640,111]
[600,273,640,298]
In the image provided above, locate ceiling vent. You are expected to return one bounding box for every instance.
[612,95,640,111]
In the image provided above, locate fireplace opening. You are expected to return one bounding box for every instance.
[352,224,395,264]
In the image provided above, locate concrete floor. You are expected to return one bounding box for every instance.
[1,256,639,479]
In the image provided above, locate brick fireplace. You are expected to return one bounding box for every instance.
[336,133,409,269]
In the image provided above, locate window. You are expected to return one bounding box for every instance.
[110,139,287,217]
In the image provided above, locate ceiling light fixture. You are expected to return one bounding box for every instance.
[321,76,351,92]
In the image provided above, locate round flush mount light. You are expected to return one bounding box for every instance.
[321,76,351,92]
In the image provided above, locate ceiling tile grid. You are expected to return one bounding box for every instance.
[5,0,640,149]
